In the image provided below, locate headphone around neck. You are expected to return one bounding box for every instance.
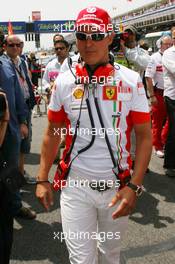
[75,63,114,84]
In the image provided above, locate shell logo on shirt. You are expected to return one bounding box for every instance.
[73,87,84,99]
[103,86,117,100]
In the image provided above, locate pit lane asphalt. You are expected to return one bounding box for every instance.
[11,110,175,264]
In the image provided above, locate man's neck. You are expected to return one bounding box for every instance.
[57,57,65,65]
[6,53,19,64]
[86,61,109,71]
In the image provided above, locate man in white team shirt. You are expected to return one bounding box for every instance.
[36,6,152,264]
[145,35,172,158]
[162,26,175,177]
[42,40,69,91]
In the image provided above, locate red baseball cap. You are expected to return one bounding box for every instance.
[75,6,112,32]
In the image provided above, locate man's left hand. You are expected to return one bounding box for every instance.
[20,123,28,139]
[109,186,137,219]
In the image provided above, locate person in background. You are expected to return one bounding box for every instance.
[42,39,69,96]
[120,25,150,79]
[27,52,40,87]
[17,38,36,180]
[1,35,36,219]
[53,33,64,44]
[145,35,172,158]
[0,89,13,264]
[120,25,151,171]
[162,26,175,177]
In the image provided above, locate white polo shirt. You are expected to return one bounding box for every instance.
[145,51,164,89]
[162,46,175,100]
[42,58,61,89]
[48,63,150,181]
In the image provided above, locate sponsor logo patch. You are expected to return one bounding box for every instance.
[103,86,117,100]
[72,86,84,100]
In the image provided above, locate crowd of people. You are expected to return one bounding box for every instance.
[0,6,175,264]
[114,0,175,23]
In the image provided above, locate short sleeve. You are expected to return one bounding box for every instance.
[48,79,67,123]
[130,75,150,125]
[145,56,156,78]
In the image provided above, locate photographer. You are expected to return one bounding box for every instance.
[120,25,150,77]
[0,89,13,264]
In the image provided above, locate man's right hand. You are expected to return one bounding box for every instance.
[36,182,54,211]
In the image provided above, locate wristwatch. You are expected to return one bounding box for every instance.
[126,182,144,197]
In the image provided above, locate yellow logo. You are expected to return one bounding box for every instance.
[73,88,84,99]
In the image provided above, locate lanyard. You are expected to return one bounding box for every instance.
[12,61,25,83]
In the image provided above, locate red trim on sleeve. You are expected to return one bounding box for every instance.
[48,107,67,123]
[131,111,151,125]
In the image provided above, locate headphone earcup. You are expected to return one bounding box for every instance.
[75,63,114,83]
[94,63,114,79]
[76,64,88,77]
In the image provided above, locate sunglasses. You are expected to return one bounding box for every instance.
[75,32,109,41]
[55,47,66,51]
[7,43,21,48]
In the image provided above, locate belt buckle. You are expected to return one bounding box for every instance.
[89,182,111,192]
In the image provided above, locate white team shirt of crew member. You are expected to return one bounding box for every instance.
[42,40,69,90]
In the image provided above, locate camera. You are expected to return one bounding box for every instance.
[109,32,129,53]
[0,93,7,120]
[109,25,143,53]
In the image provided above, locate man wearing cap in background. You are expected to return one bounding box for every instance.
[120,25,151,78]
[36,6,152,264]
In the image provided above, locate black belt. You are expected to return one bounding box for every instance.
[89,181,112,192]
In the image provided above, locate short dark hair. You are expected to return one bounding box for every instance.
[53,34,64,43]
[54,39,69,49]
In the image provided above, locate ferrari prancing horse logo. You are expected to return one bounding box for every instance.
[103,86,117,100]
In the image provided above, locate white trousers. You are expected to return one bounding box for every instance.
[60,173,128,264]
